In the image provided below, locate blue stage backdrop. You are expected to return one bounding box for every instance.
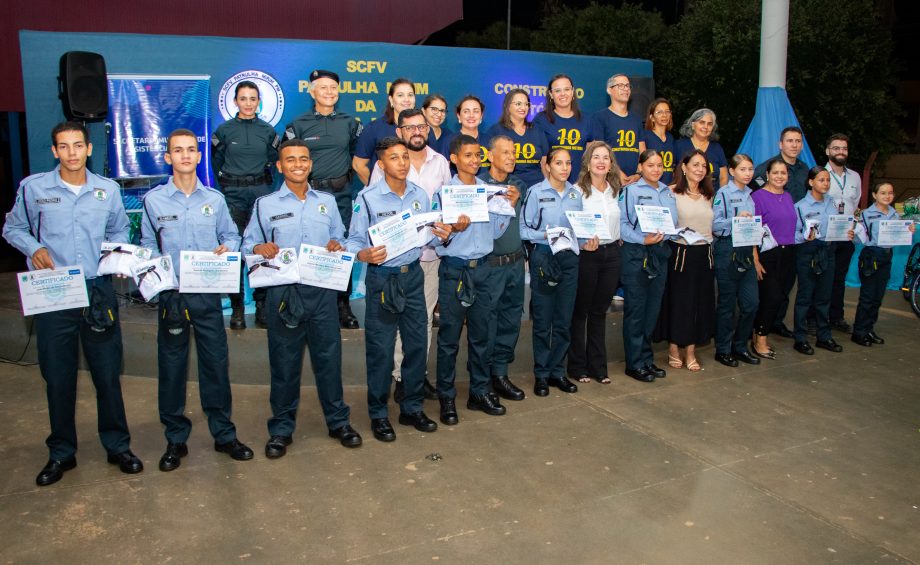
[20,30,653,179]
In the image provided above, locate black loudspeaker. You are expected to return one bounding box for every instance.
[58,51,108,121]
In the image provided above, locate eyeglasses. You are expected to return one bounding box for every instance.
[828,146,848,152]
[551,87,573,94]
[400,124,429,133]
[610,83,631,90]
[653,109,671,115]
[511,101,531,108]
[426,106,447,115]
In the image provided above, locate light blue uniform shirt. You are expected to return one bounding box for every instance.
[859,203,901,249]
[140,177,240,280]
[3,165,129,278]
[519,179,584,246]
[794,192,836,244]
[618,177,678,244]
[712,181,757,237]
[346,178,431,268]
[434,175,510,260]
[242,182,344,253]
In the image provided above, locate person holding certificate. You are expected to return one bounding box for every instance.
[653,149,716,372]
[567,141,622,384]
[141,129,254,471]
[851,183,915,346]
[347,137,452,441]
[521,147,598,395]
[242,139,362,457]
[791,167,851,355]
[2,121,142,485]
[710,155,762,367]
[617,149,677,382]
[434,134,517,424]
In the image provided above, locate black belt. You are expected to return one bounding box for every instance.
[369,260,418,275]
[444,256,485,268]
[219,172,272,187]
[487,249,524,266]
[597,241,622,249]
[311,173,351,191]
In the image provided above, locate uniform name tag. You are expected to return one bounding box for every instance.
[157,215,179,222]
[539,198,554,203]
[731,198,743,203]
[637,195,652,201]
[377,211,397,217]
[270,213,294,221]
[36,197,61,204]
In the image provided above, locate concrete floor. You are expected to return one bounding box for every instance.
[1,290,919,564]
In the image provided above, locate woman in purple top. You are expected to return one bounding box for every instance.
[751,157,797,358]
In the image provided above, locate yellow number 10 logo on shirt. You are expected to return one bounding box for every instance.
[662,151,674,168]
[616,129,636,148]
[556,128,581,147]
[514,143,536,160]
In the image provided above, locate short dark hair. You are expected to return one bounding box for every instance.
[397,108,425,126]
[826,132,849,146]
[278,138,309,154]
[488,134,514,151]
[450,134,479,156]
[455,95,484,117]
[807,165,828,182]
[166,128,198,151]
[376,136,408,159]
[780,126,803,141]
[422,94,447,110]
[51,121,89,146]
[235,81,260,99]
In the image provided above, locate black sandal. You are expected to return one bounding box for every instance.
[590,375,612,384]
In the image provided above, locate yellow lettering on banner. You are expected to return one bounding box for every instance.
[356,100,377,113]
[492,83,549,97]
[346,60,389,73]
[298,80,310,93]
[339,81,379,94]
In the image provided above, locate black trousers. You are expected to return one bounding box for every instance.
[853,246,893,337]
[225,182,272,299]
[830,240,855,322]
[793,241,835,342]
[755,245,796,336]
[568,243,620,378]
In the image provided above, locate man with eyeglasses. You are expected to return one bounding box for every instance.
[368,109,451,402]
[824,133,862,333]
[591,74,642,186]
[284,69,364,330]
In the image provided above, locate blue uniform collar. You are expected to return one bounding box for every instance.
[801,191,825,207]
[165,176,206,198]
[51,165,97,195]
[726,181,750,195]
[449,174,485,186]
[865,203,896,218]
[234,114,259,123]
[278,182,318,201]
[634,177,669,193]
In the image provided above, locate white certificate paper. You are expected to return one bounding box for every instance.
[485,186,516,217]
[731,216,764,247]
[298,244,355,292]
[369,211,418,260]
[677,227,711,245]
[565,211,612,240]
[179,251,242,293]
[825,215,855,242]
[131,255,178,301]
[547,226,579,255]
[440,185,489,223]
[803,219,821,241]
[245,248,300,288]
[97,242,153,277]
[18,266,89,316]
[877,220,914,246]
[412,211,442,247]
[635,205,678,235]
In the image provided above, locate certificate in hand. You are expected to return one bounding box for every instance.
[485,186,516,217]
[825,215,855,242]
[565,211,612,240]
[440,185,489,223]
[547,226,579,255]
[298,244,355,292]
[97,242,153,277]
[369,211,418,260]
[18,266,89,316]
[412,211,442,247]
[877,220,914,246]
[635,205,678,235]
[731,216,764,247]
[676,227,711,245]
[131,255,178,301]
[245,248,300,288]
[179,251,242,294]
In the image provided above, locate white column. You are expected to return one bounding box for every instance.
[759,0,789,88]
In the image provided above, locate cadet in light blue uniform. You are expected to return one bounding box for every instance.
[141,129,253,471]
[2,121,141,486]
[851,182,915,346]
[711,155,761,367]
[637,98,678,185]
[533,74,590,184]
[520,147,597,396]
[791,167,848,354]
[242,139,361,458]
[433,134,515,425]
[618,149,677,382]
[352,78,416,186]
[485,88,549,187]
[347,137,449,441]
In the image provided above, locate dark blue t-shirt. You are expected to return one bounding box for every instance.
[675,138,728,187]
[354,115,398,170]
[428,126,453,160]
[639,130,677,185]
[484,122,550,187]
[590,109,642,175]
[532,112,591,183]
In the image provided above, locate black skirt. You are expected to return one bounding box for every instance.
[653,241,716,347]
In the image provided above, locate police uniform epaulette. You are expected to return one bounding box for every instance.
[199,185,225,196]
[89,173,120,190]
[310,188,336,200]
[19,171,52,188]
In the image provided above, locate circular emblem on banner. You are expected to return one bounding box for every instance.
[218,70,286,127]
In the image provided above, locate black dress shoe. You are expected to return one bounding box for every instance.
[731,350,761,365]
[255,300,267,328]
[851,334,873,347]
[751,341,776,360]
[158,443,188,472]
[215,439,255,461]
[265,435,292,458]
[866,331,885,344]
[533,378,550,397]
[229,305,246,330]
[815,338,843,353]
[36,457,77,486]
[393,380,406,404]
[772,324,794,338]
[793,341,814,355]
[338,299,360,329]
[549,376,578,393]
[492,375,525,401]
[107,450,144,474]
[714,352,738,367]
[625,367,655,382]
[328,424,363,448]
[371,418,396,442]
[467,392,507,415]
[439,398,459,425]
[831,319,852,333]
[398,411,438,432]
[423,377,438,400]
[646,364,666,379]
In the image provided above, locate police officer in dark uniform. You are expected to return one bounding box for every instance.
[3,121,143,485]
[211,80,281,329]
[284,69,363,329]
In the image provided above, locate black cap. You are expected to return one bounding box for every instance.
[310,69,340,83]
